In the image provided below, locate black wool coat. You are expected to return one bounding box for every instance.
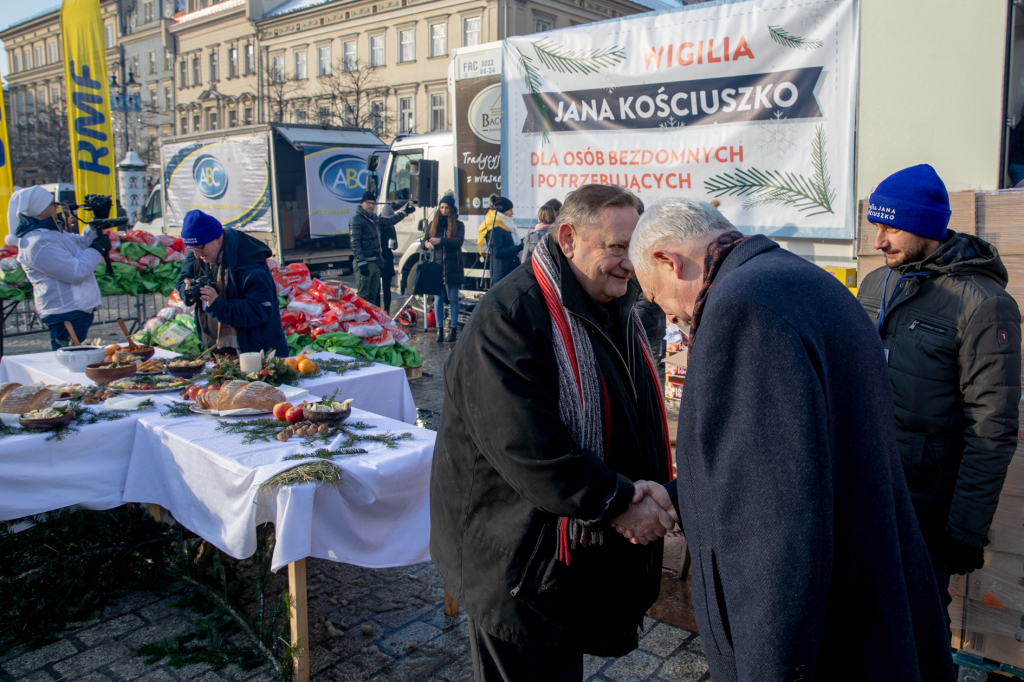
[422,218,466,286]
[666,236,954,682]
[431,235,671,656]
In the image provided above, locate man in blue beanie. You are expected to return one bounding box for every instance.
[175,209,289,357]
[858,164,1021,631]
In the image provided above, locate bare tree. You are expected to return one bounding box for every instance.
[316,58,393,137]
[8,93,73,185]
[260,50,305,124]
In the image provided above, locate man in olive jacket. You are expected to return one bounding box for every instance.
[431,184,676,681]
[858,164,1022,619]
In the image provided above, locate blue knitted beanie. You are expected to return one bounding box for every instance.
[181,210,224,246]
[868,164,951,240]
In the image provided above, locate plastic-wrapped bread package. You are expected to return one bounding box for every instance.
[949,593,1024,668]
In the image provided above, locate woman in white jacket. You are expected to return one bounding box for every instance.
[6,186,109,349]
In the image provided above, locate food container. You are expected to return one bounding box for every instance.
[54,346,107,373]
[85,362,138,384]
[114,346,156,362]
[166,362,206,379]
[19,410,75,430]
[304,399,353,424]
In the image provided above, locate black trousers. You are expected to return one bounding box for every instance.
[381,272,393,313]
[467,614,583,682]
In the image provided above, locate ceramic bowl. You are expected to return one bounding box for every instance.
[54,346,107,373]
[166,363,206,379]
[19,410,75,430]
[114,346,156,362]
[84,362,138,384]
[304,403,352,424]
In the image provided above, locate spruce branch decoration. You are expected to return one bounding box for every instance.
[531,39,627,75]
[768,25,824,50]
[704,125,836,216]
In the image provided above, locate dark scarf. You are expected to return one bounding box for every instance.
[15,215,61,238]
[689,230,746,341]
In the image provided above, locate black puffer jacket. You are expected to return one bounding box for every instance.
[422,218,466,286]
[858,231,1022,548]
[431,235,671,656]
[350,205,411,268]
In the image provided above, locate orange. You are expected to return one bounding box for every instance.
[297,358,317,374]
[284,358,298,369]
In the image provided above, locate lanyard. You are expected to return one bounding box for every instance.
[876,269,930,334]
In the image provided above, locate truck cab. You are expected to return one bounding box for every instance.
[134,185,165,235]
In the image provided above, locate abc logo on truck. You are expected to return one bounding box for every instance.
[193,155,228,200]
[319,155,372,200]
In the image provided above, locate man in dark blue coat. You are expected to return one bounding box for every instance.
[625,198,954,681]
[175,210,289,357]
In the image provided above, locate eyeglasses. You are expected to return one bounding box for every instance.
[186,244,207,252]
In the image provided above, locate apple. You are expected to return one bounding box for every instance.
[208,384,221,391]
[273,402,293,421]
[285,405,304,424]
[187,385,203,401]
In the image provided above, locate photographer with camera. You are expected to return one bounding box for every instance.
[5,186,110,349]
[175,210,288,357]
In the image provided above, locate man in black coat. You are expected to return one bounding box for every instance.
[349,192,413,306]
[431,184,677,681]
[626,198,954,681]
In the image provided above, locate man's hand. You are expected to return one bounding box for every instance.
[358,262,370,276]
[89,231,111,254]
[947,537,985,575]
[199,285,219,305]
[611,481,679,545]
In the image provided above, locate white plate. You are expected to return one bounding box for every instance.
[117,386,191,394]
[189,405,274,417]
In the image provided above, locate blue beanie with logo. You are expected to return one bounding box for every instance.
[181,210,224,246]
[868,164,951,240]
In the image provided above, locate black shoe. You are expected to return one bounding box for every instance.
[436,327,444,342]
[446,327,457,343]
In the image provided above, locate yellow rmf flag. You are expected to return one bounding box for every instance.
[0,85,14,239]
[61,0,117,222]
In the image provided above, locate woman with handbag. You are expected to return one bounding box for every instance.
[484,195,521,284]
[422,194,465,343]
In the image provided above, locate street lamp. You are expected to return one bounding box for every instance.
[110,71,139,159]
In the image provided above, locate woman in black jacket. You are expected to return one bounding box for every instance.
[486,194,521,284]
[423,194,465,342]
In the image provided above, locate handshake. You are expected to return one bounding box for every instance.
[611,481,678,545]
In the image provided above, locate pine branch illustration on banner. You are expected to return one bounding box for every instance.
[704,125,836,216]
[768,25,824,50]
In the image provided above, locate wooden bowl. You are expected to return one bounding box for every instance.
[85,362,138,384]
[304,404,352,424]
[19,410,76,430]
[114,346,156,362]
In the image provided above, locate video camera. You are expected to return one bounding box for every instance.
[183,274,217,307]
[62,194,128,276]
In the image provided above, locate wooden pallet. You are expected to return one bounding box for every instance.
[404,365,423,380]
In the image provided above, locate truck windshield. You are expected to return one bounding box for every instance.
[146,190,162,220]
[386,151,423,203]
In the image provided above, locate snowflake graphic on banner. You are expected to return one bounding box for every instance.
[755,111,800,160]
[601,75,618,94]
[800,2,830,29]
[659,116,685,129]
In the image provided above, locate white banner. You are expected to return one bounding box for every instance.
[303,146,384,237]
[504,0,857,238]
[162,135,272,232]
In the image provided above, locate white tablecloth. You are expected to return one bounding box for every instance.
[0,350,417,424]
[123,407,434,571]
[0,395,179,521]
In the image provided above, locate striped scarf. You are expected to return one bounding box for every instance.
[532,243,673,565]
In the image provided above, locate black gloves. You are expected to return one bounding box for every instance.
[516,242,524,252]
[358,262,370,277]
[89,231,112,254]
[946,537,985,575]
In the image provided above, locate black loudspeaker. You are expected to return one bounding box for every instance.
[409,159,439,208]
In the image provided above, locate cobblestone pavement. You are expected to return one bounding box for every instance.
[1,290,707,682]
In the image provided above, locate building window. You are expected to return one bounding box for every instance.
[294,50,307,79]
[343,41,356,71]
[370,35,384,67]
[244,107,253,125]
[343,103,356,126]
[228,45,238,78]
[35,47,42,69]
[23,48,31,70]
[51,85,60,104]
[48,42,57,64]
[105,25,114,48]
[26,90,34,112]
[318,106,331,125]
[148,50,156,74]
[430,23,446,58]
[245,43,254,74]
[192,55,200,86]
[16,92,24,115]
[271,55,284,83]
[13,53,20,73]
[179,60,187,88]
[431,93,446,131]
[295,109,307,124]
[193,114,200,133]
[149,86,157,109]
[131,54,140,79]
[143,1,153,22]
[318,45,331,76]
[209,50,219,82]
[228,109,237,127]
[464,17,481,47]
[371,100,384,136]
[180,116,188,135]
[164,49,172,72]
[536,19,552,32]
[164,86,172,111]
[207,109,217,130]
[399,96,413,133]
[399,29,414,63]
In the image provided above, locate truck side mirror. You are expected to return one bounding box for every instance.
[367,155,380,172]
[366,174,379,195]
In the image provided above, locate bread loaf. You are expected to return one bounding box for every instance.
[0,385,57,414]
[217,381,285,412]
[0,382,22,403]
